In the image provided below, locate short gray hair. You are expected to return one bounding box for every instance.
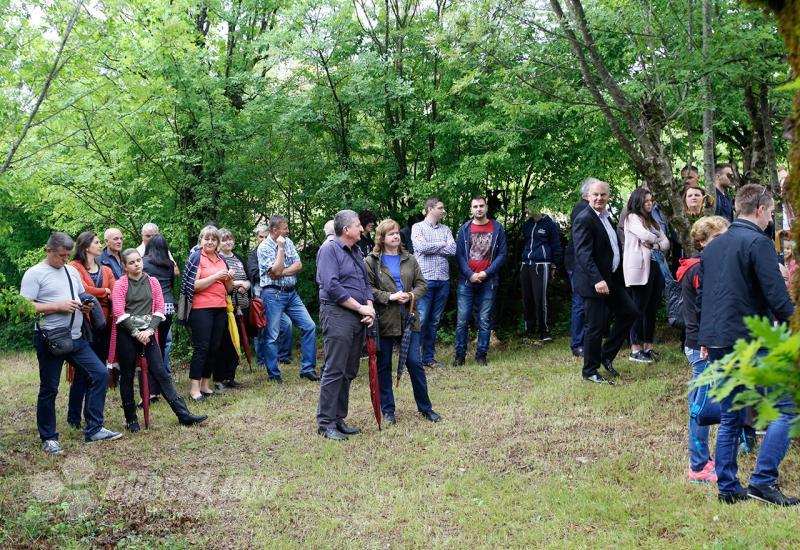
[580,177,601,198]
[141,222,159,235]
[104,227,122,241]
[254,225,268,235]
[334,210,359,236]
[47,232,73,251]
[269,215,288,231]
[323,220,335,236]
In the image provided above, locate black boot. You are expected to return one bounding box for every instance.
[167,395,208,426]
[122,400,138,426]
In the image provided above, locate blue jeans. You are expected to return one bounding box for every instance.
[261,289,316,378]
[164,326,173,373]
[455,280,496,357]
[377,331,432,415]
[255,315,293,365]
[685,347,712,472]
[34,334,108,440]
[709,347,797,494]
[568,270,585,351]
[417,279,450,364]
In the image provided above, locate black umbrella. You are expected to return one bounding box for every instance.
[395,294,416,387]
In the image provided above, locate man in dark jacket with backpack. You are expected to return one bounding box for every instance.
[520,199,562,341]
[698,184,797,506]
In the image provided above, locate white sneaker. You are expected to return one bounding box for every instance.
[42,439,64,454]
[85,427,123,443]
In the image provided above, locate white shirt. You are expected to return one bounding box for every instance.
[595,208,620,272]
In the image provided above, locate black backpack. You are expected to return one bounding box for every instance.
[665,277,685,329]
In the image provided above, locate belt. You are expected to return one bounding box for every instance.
[265,285,295,292]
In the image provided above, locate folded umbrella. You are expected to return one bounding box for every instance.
[365,324,381,430]
[395,294,416,388]
[233,293,252,371]
[226,295,242,358]
[137,350,150,429]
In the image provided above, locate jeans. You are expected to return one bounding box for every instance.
[256,314,293,365]
[568,271,585,351]
[261,289,316,378]
[708,347,797,494]
[35,334,108,440]
[67,323,110,427]
[685,346,711,472]
[377,331,432,415]
[455,279,496,358]
[417,279,450,364]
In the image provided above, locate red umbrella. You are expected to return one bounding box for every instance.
[137,351,150,429]
[365,324,382,430]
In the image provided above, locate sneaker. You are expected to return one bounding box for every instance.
[424,361,445,369]
[475,355,488,366]
[42,440,64,454]
[642,349,656,362]
[540,333,553,343]
[747,483,800,506]
[687,462,718,483]
[452,355,465,367]
[719,488,749,504]
[85,427,123,443]
[629,350,653,363]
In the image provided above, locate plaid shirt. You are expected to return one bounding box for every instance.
[258,235,300,288]
[411,219,456,281]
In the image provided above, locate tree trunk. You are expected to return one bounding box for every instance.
[701,0,716,207]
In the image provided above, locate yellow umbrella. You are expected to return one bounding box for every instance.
[226,295,242,358]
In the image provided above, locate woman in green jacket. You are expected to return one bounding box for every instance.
[365,219,441,425]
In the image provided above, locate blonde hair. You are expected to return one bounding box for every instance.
[372,219,403,255]
[197,225,220,246]
[690,216,729,251]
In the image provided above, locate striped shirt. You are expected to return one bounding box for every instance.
[411,219,456,281]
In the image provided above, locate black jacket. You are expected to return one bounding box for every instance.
[247,248,260,287]
[521,215,562,265]
[571,206,623,298]
[564,200,590,272]
[698,219,794,347]
[676,256,701,349]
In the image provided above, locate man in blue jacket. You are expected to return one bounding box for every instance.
[454,195,507,366]
[520,198,562,342]
[699,183,797,506]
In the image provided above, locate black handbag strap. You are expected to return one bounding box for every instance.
[36,266,76,333]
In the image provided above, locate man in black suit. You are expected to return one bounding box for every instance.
[572,178,638,384]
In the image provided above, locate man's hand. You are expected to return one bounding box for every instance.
[358,303,376,319]
[60,300,82,313]
[276,235,286,247]
[79,301,94,314]
[594,280,609,295]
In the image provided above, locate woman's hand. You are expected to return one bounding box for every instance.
[135,329,153,345]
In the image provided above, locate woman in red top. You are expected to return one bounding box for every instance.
[188,226,234,400]
[66,231,115,430]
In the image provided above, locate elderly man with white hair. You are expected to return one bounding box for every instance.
[100,227,124,279]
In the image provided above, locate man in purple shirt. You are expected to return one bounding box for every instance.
[315,210,376,441]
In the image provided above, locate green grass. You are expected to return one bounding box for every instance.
[1,337,798,548]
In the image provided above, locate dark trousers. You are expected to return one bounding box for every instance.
[215,308,247,382]
[317,304,365,429]
[377,332,432,415]
[568,270,586,351]
[582,282,638,378]
[34,333,108,440]
[67,323,110,426]
[138,314,174,397]
[520,263,551,336]
[628,261,664,345]
[117,330,182,423]
[188,307,227,380]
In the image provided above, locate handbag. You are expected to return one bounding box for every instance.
[39,267,77,357]
[249,296,267,329]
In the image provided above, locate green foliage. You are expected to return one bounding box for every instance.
[694,316,800,435]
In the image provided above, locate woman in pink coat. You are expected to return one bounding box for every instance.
[622,187,670,363]
[109,249,207,432]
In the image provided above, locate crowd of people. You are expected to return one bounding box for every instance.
[19,175,798,506]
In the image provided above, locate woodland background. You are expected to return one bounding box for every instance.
[0,0,793,345]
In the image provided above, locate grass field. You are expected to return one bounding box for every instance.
[1,336,798,548]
